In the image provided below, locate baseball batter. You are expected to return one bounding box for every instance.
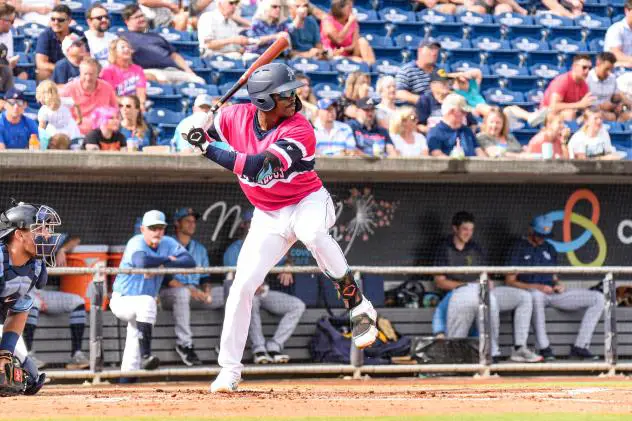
[0,202,62,396]
[182,62,378,393]
[110,210,196,375]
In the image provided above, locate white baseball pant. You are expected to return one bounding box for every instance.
[109,293,157,372]
[218,187,349,376]
[0,325,28,363]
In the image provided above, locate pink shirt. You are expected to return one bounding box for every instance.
[527,131,564,158]
[216,103,322,211]
[61,79,118,135]
[540,72,589,108]
[320,15,358,54]
[100,63,147,97]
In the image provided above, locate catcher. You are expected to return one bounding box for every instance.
[0,201,62,396]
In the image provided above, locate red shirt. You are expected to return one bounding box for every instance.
[540,72,589,108]
[216,104,323,211]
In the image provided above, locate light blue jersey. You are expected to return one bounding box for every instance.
[113,235,193,297]
[172,238,209,286]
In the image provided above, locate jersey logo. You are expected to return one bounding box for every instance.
[256,169,285,185]
[543,251,551,260]
[524,255,531,260]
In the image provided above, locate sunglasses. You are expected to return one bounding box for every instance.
[270,4,281,8]
[276,89,296,99]
[228,1,240,4]
[119,103,135,109]
[6,99,25,106]
[147,225,166,231]
[90,14,110,21]
[580,65,591,70]
[51,17,68,23]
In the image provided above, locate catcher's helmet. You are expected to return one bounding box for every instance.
[0,202,62,266]
[247,63,305,112]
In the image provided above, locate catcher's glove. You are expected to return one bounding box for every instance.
[0,350,27,397]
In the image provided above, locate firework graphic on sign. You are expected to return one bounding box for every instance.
[332,187,398,255]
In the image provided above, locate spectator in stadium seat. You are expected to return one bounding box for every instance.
[526,113,570,159]
[541,0,584,18]
[505,214,605,361]
[413,0,459,14]
[0,88,38,149]
[0,4,23,79]
[121,4,205,85]
[47,133,71,149]
[13,0,58,27]
[539,54,595,122]
[119,94,155,151]
[396,38,441,105]
[375,75,397,130]
[604,0,632,68]
[84,105,127,151]
[246,0,291,56]
[61,57,118,135]
[320,0,375,64]
[52,33,88,86]
[0,43,14,92]
[35,4,85,81]
[296,72,317,122]
[100,37,147,108]
[160,207,225,367]
[476,106,527,158]
[348,96,398,157]
[35,80,82,146]
[567,109,621,160]
[464,0,528,15]
[223,209,306,365]
[172,94,214,153]
[314,97,356,156]
[339,71,371,121]
[389,106,429,157]
[427,94,482,157]
[287,0,325,59]
[197,0,254,59]
[416,71,477,134]
[84,3,118,69]
[587,52,632,122]
[139,0,189,30]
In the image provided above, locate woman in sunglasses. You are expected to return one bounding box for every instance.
[247,0,291,56]
[119,95,154,151]
[389,106,428,157]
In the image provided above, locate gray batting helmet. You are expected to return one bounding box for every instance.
[247,63,305,112]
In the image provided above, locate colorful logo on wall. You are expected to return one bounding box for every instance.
[541,189,607,267]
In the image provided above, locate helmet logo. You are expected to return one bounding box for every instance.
[287,67,295,81]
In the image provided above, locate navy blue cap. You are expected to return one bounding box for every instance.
[4,88,25,101]
[174,207,201,222]
[317,97,338,110]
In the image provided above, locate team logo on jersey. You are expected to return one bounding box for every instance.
[257,169,285,185]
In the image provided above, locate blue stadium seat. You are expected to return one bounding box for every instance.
[589,38,605,52]
[503,75,540,92]
[575,15,611,29]
[332,58,371,74]
[146,83,184,112]
[394,34,423,49]
[372,59,402,76]
[493,12,535,26]
[176,83,220,102]
[513,129,538,145]
[492,62,529,78]
[449,61,489,75]
[484,50,523,66]
[380,0,414,10]
[504,23,545,41]
[529,63,563,80]
[13,79,37,107]
[354,7,379,21]
[527,50,564,67]
[456,11,493,25]
[12,29,25,53]
[582,3,609,17]
[145,109,184,139]
[438,36,472,50]
[289,58,332,72]
[23,107,39,122]
[312,83,344,99]
[483,88,525,105]
[549,38,588,54]
[358,20,390,36]
[16,53,36,80]
[442,46,478,64]
[584,27,608,43]
[365,34,401,60]
[21,23,47,40]
[205,55,244,71]
[426,22,463,38]
[463,24,503,40]
[511,37,550,53]
[364,34,394,48]
[547,26,585,42]
[603,121,622,133]
[417,9,455,24]
[472,36,511,51]
[218,82,249,102]
[525,88,545,104]
[181,56,212,84]
[535,13,575,28]
[378,8,416,23]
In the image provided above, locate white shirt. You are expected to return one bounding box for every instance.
[197,9,243,54]
[85,30,118,69]
[314,119,356,156]
[21,0,55,27]
[390,132,428,157]
[568,126,613,159]
[586,69,617,105]
[38,101,82,141]
[617,71,632,97]
[604,18,632,56]
[0,31,13,58]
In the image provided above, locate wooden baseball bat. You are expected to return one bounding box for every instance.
[209,34,290,115]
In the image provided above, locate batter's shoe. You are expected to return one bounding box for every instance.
[24,373,46,396]
[510,346,544,363]
[66,350,90,370]
[175,345,203,367]
[210,370,241,393]
[253,352,272,364]
[269,351,290,364]
[142,354,160,370]
[569,346,599,361]
[350,297,378,349]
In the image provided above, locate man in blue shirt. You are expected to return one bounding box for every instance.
[427,93,481,157]
[223,209,306,364]
[159,207,225,367]
[348,96,397,157]
[505,215,605,361]
[314,97,356,156]
[287,0,324,58]
[52,33,87,86]
[110,210,195,374]
[35,5,85,81]
[0,89,38,150]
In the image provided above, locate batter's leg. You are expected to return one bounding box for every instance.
[548,289,605,349]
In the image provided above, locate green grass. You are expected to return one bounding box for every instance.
[19,416,632,421]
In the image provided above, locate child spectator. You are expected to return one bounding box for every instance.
[35,79,82,147]
[527,113,570,159]
[84,106,127,151]
[389,106,429,157]
[100,37,148,108]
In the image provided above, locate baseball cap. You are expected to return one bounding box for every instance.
[317,97,338,110]
[531,215,554,237]
[4,88,25,101]
[355,96,381,110]
[174,207,201,222]
[440,93,467,115]
[430,68,452,83]
[193,94,213,108]
[418,37,441,49]
[61,33,82,56]
[142,210,167,227]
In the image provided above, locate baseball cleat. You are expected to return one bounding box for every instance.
[175,345,203,367]
[209,370,241,393]
[509,346,543,363]
[569,345,599,361]
[24,373,46,396]
[141,355,160,370]
[269,351,290,364]
[66,350,90,370]
[350,297,378,349]
[253,352,272,364]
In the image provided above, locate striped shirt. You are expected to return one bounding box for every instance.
[314,119,356,156]
[396,61,433,97]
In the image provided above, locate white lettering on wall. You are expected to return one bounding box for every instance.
[618,219,632,245]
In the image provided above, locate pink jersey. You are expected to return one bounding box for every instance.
[215,103,323,211]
